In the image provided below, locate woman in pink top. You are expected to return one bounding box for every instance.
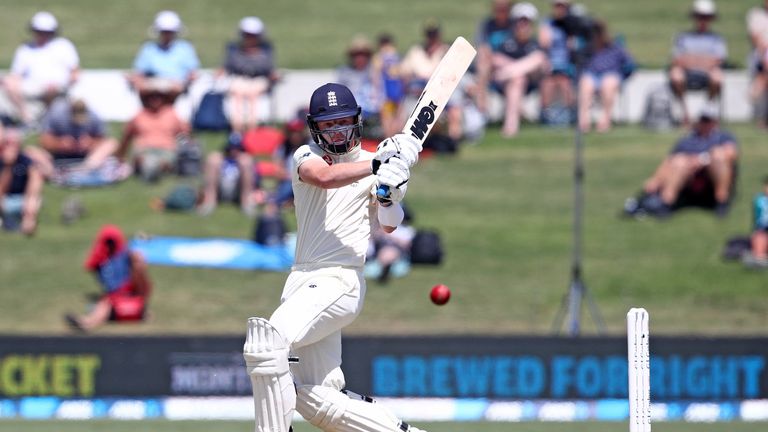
[117,88,190,182]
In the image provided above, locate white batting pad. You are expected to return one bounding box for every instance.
[244,317,296,432]
[296,385,426,432]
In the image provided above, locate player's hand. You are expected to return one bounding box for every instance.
[373,133,421,173]
[376,157,409,204]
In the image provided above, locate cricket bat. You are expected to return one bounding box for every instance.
[377,36,477,199]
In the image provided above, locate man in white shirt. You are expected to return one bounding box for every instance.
[2,11,80,124]
[242,82,426,432]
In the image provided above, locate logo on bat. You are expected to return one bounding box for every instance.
[409,101,438,140]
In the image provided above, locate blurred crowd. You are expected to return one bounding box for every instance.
[1,1,768,330]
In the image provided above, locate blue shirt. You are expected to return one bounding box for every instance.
[96,250,132,293]
[544,19,571,73]
[133,39,200,82]
[754,193,768,230]
[585,44,634,77]
[671,128,736,155]
[476,17,515,53]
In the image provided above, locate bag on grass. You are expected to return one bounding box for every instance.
[192,91,229,131]
[253,213,287,246]
[721,236,751,261]
[410,229,444,264]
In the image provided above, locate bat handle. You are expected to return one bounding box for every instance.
[376,185,391,200]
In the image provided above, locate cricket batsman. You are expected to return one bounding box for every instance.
[243,82,424,432]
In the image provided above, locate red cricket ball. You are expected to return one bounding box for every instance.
[430,284,451,305]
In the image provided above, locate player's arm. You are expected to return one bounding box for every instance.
[298,158,372,189]
[377,201,403,233]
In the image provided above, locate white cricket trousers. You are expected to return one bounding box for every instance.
[269,264,366,390]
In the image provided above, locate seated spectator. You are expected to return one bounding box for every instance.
[128,10,200,101]
[0,125,43,236]
[538,0,577,126]
[400,19,464,143]
[577,20,635,133]
[262,117,310,216]
[1,11,79,125]
[668,0,727,126]
[219,16,279,133]
[65,225,151,332]
[491,3,547,137]
[747,0,768,127]
[336,35,384,139]
[25,98,120,181]
[372,33,405,138]
[198,132,258,217]
[365,205,416,283]
[474,0,515,114]
[117,86,191,182]
[634,106,737,218]
[743,175,768,268]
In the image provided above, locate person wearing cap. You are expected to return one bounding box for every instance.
[475,0,516,113]
[64,225,152,332]
[492,2,547,137]
[2,11,80,125]
[668,0,728,126]
[0,124,44,236]
[117,84,191,182]
[128,10,200,100]
[577,20,635,133]
[746,0,768,127]
[27,98,119,179]
[640,105,738,217]
[197,132,258,216]
[399,19,465,144]
[336,35,384,136]
[241,82,425,432]
[218,16,279,133]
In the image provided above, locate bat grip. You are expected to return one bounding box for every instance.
[376,185,391,200]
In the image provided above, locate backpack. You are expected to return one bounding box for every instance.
[176,136,203,177]
[642,86,675,131]
[409,229,443,264]
[192,91,230,131]
[253,213,287,246]
[721,236,751,261]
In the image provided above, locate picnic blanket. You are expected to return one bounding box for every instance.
[130,236,294,271]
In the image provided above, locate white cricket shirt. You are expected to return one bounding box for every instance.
[292,143,377,268]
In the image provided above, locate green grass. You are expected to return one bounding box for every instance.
[0,0,756,69]
[0,420,760,432]
[2,124,768,336]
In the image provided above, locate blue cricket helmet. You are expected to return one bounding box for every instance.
[306,83,363,155]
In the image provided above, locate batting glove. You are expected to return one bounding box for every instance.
[376,157,410,204]
[372,133,421,173]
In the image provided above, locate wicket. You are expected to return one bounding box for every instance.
[627,307,651,432]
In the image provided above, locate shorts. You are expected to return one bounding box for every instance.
[583,71,622,88]
[1,194,24,231]
[228,76,270,95]
[134,148,177,180]
[108,295,146,321]
[684,69,710,90]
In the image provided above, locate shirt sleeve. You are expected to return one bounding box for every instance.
[61,38,80,69]
[89,115,107,137]
[133,43,151,72]
[10,45,26,75]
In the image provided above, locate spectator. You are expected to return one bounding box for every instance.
[538,0,577,126]
[336,35,384,139]
[371,33,405,138]
[2,11,79,125]
[491,2,547,137]
[639,106,737,218]
[264,117,310,214]
[475,0,516,113]
[65,225,151,332]
[577,20,635,132]
[668,0,727,126]
[198,132,258,217]
[128,10,200,101]
[400,19,464,143]
[219,16,279,133]
[26,98,120,181]
[117,85,191,182]
[747,0,768,127]
[365,205,416,283]
[743,175,768,268]
[0,125,43,236]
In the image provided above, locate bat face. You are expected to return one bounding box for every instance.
[403,36,477,144]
